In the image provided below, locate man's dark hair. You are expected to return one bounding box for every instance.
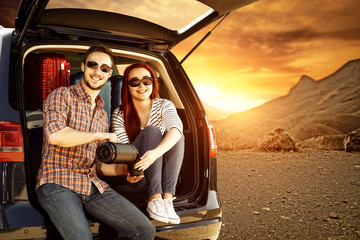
[82,44,114,68]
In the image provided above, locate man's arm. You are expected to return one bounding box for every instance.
[48,126,118,147]
[96,161,127,176]
[96,161,144,183]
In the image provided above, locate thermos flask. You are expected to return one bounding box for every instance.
[96,141,143,176]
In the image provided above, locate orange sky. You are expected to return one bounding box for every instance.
[172,0,360,112]
[1,0,360,112]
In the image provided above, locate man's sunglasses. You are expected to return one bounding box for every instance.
[128,76,154,87]
[86,61,112,73]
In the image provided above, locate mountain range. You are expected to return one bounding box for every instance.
[202,102,233,120]
[211,59,360,150]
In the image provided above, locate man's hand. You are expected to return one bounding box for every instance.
[126,173,144,184]
[98,132,119,143]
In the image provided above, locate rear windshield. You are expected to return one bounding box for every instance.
[46,0,212,30]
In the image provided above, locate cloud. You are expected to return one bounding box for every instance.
[235,67,254,73]
[177,0,360,81]
[175,0,360,111]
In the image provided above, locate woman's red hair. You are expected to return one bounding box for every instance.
[120,62,159,142]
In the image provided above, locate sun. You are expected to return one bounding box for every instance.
[194,84,220,99]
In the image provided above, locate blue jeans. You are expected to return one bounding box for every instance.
[132,126,184,197]
[36,183,155,240]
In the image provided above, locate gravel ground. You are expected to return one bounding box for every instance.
[217,150,360,240]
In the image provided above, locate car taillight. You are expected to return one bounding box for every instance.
[0,121,24,162]
[207,124,217,158]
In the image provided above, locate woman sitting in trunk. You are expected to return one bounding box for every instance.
[111,62,184,224]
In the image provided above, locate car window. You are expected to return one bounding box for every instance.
[46,0,212,30]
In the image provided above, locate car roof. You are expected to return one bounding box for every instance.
[15,0,258,48]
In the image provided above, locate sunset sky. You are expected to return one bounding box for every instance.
[1,0,360,112]
[172,0,360,112]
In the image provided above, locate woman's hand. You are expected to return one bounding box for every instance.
[134,150,159,171]
[133,128,181,171]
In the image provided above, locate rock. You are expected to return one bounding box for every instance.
[344,128,360,152]
[329,212,339,219]
[258,128,298,152]
[297,134,346,150]
[280,216,291,220]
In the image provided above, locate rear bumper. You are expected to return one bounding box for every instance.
[0,190,222,239]
[155,219,222,240]
[153,190,222,239]
[0,207,222,240]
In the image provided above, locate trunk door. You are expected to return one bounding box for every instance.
[15,0,257,48]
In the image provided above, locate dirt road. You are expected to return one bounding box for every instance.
[217,150,360,239]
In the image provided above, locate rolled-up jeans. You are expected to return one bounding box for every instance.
[36,183,155,240]
[132,126,185,197]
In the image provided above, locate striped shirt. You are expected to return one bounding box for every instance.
[112,98,183,143]
[36,82,109,195]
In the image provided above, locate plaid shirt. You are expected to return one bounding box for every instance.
[36,82,109,195]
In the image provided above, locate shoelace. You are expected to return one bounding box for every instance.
[164,198,176,214]
[153,198,165,212]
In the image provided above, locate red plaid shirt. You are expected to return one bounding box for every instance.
[36,82,109,195]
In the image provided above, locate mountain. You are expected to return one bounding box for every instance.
[202,102,233,120]
[214,59,360,150]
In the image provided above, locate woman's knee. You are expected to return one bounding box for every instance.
[143,126,162,137]
[133,126,162,149]
[141,126,163,144]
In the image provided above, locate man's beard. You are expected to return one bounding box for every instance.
[83,77,106,90]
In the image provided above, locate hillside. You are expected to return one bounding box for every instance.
[202,102,233,120]
[214,59,360,150]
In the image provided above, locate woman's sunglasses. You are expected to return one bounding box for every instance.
[128,76,154,87]
[86,61,112,73]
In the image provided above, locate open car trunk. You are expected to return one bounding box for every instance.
[15,0,258,210]
[21,43,200,213]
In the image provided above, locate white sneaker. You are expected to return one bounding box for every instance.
[147,198,169,223]
[164,198,180,224]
